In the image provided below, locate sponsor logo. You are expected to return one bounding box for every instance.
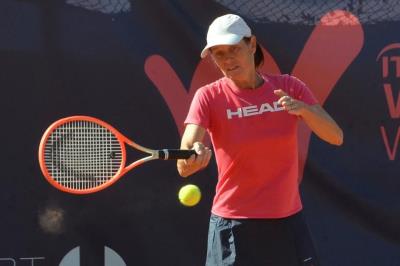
[59,246,126,266]
[377,43,400,160]
[0,257,45,265]
[0,246,125,266]
[226,101,284,119]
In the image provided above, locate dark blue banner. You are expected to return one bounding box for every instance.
[0,0,399,265]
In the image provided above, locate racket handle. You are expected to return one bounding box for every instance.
[159,149,196,160]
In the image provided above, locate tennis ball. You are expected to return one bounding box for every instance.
[178,184,201,207]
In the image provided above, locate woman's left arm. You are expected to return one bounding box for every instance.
[298,104,343,146]
[275,89,343,146]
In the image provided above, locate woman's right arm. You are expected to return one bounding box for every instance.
[177,124,212,177]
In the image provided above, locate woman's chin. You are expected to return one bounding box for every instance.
[225,70,244,80]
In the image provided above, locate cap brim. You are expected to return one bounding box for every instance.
[200,33,244,58]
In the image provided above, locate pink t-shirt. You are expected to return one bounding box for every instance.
[185,74,318,218]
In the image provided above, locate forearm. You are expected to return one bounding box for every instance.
[300,105,343,146]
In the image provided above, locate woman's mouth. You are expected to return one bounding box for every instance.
[226,66,239,72]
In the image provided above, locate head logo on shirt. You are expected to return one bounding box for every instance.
[226,101,284,119]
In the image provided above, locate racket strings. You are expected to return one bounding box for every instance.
[43,120,122,189]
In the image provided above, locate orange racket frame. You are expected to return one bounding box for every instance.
[38,116,195,194]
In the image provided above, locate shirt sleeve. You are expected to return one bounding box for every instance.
[184,87,211,130]
[286,75,318,105]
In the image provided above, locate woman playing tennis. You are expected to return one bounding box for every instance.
[177,14,343,266]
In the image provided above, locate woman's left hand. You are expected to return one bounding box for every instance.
[274,89,306,116]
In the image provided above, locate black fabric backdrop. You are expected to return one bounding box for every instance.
[0,0,399,265]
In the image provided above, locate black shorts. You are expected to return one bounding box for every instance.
[206,211,319,266]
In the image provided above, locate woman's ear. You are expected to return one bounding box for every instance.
[250,35,257,53]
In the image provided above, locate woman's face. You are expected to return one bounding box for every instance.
[210,36,256,82]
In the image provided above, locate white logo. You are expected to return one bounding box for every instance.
[227,101,284,119]
[59,246,126,266]
[0,257,45,265]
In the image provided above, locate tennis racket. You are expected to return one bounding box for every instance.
[38,116,195,194]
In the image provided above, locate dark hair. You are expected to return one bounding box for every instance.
[243,37,264,69]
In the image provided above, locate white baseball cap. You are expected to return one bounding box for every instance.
[200,14,252,58]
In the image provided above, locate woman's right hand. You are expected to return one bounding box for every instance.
[178,141,212,177]
[177,125,212,177]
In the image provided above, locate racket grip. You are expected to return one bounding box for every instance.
[159,149,196,160]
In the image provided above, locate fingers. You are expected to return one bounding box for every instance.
[184,142,212,170]
[274,89,304,115]
[278,95,293,106]
[193,142,212,169]
[274,89,291,106]
[273,89,288,98]
[283,98,299,113]
[193,142,205,154]
[277,94,295,110]
[184,154,196,164]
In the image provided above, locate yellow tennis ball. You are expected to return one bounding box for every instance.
[178,184,201,207]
